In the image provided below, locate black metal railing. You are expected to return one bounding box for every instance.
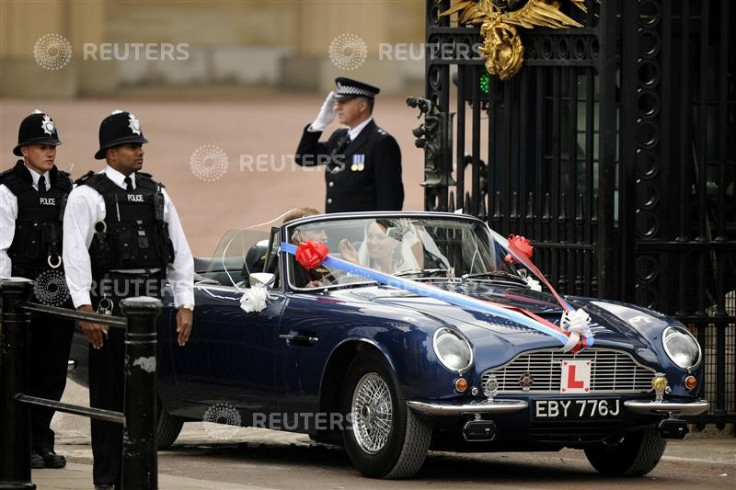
[0,278,161,490]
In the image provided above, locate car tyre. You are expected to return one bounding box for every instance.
[340,351,431,479]
[584,427,666,476]
[157,408,184,450]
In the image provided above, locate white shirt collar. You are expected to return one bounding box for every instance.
[104,165,135,190]
[348,117,373,141]
[23,162,49,191]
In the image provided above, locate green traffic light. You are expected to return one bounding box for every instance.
[480,72,490,94]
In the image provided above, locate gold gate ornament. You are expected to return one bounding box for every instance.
[440,0,593,80]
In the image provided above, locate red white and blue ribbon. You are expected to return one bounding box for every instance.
[504,235,593,352]
[281,240,593,352]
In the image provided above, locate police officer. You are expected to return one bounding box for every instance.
[62,110,194,490]
[0,110,73,469]
[295,77,404,213]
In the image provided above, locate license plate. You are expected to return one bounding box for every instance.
[534,399,621,419]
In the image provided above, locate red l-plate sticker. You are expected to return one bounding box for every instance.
[560,360,591,393]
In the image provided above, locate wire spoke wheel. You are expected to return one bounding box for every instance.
[351,373,393,454]
[341,351,431,479]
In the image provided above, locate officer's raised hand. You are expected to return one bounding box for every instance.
[310,91,337,131]
[77,304,107,349]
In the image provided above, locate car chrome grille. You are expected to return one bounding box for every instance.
[481,348,656,394]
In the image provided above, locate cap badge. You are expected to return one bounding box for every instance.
[128,113,142,135]
[41,115,55,136]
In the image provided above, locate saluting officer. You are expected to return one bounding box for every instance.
[62,110,194,490]
[295,77,404,213]
[0,110,74,469]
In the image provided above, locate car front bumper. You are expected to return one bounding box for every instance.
[623,399,709,416]
[408,398,710,417]
[407,399,528,416]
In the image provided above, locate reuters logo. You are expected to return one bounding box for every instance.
[33,269,70,306]
[329,33,367,71]
[190,145,228,182]
[202,403,242,440]
[33,33,73,71]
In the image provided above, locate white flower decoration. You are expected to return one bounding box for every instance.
[239,284,268,313]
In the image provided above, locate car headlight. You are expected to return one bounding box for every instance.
[433,328,473,374]
[663,326,702,371]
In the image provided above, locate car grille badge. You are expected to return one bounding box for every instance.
[519,372,534,391]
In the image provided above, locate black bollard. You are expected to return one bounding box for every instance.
[0,279,36,490]
[120,296,161,490]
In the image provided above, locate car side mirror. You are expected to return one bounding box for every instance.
[250,272,275,288]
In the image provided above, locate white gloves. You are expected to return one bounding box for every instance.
[309,91,337,132]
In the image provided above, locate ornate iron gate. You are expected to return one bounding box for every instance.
[420,0,735,426]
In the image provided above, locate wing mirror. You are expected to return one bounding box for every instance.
[250,272,275,288]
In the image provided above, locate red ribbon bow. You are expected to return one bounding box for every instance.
[505,234,533,264]
[295,240,329,270]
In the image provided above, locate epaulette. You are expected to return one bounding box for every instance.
[74,170,96,186]
[0,163,23,188]
[136,172,165,189]
[0,166,14,184]
[52,168,73,192]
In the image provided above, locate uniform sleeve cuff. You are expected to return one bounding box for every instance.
[174,292,194,307]
[71,291,92,309]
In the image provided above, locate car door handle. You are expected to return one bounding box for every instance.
[279,332,319,344]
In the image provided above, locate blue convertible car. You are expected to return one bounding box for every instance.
[69,211,708,479]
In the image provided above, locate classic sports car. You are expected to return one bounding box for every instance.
[69,211,708,479]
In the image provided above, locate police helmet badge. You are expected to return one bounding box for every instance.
[41,114,55,136]
[128,113,142,135]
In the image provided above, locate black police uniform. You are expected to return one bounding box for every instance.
[295,78,404,213]
[1,111,73,468]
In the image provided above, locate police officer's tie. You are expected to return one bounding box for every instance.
[38,176,47,193]
[123,176,132,191]
[335,134,351,155]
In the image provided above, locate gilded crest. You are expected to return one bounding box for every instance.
[440,0,594,80]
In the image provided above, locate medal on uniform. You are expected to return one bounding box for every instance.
[351,154,365,172]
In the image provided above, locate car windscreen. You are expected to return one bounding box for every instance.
[286,216,516,288]
[195,229,270,286]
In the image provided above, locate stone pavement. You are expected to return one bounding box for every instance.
[24,380,736,489]
[33,463,276,490]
